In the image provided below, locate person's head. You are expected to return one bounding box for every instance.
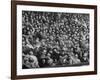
[28,31,31,35]
[24,56,29,62]
[53,48,57,52]
[30,29,33,33]
[29,57,34,62]
[29,51,33,55]
[63,58,67,64]
[47,58,53,65]
[22,41,26,46]
[49,50,53,54]
[43,49,47,54]
[22,36,25,41]
[75,54,78,58]
[36,38,39,42]
[61,51,65,55]
[27,27,30,31]
[47,53,51,57]
[23,29,27,33]
[42,59,46,64]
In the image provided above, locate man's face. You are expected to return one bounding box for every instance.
[29,51,33,55]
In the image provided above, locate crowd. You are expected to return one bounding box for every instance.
[22,11,90,69]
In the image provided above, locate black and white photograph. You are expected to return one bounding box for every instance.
[22,11,90,69]
[11,1,97,79]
